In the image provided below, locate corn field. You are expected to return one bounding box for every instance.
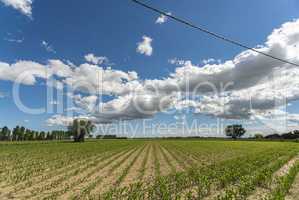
[0,140,299,200]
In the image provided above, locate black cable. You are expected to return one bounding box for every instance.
[131,0,299,67]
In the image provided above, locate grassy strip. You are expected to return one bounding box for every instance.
[98,146,148,199]
[267,161,299,200]
[168,146,197,169]
[217,154,297,199]
[115,145,147,185]
[159,146,176,173]
[153,144,161,177]
[98,147,293,199]
[137,144,151,180]
[162,145,188,170]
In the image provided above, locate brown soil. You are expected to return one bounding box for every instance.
[86,146,145,199]
[160,146,184,172]
[247,155,299,200]
[156,144,172,176]
[0,153,104,198]
[142,144,156,183]
[12,147,135,200]
[57,147,140,200]
[119,144,150,188]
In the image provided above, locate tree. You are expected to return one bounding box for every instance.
[20,127,26,141]
[12,126,21,141]
[225,124,246,139]
[68,119,94,142]
[40,131,46,140]
[294,130,299,135]
[254,134,264,139]
[0,126,10,141]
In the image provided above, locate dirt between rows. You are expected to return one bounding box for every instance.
[247,155,299,200]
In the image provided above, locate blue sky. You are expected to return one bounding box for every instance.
[1,0,299,137]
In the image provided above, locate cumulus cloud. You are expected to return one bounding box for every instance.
[91,93,175,124]
[168,58,190,66]
[72,94,98,112]
[46,114,92,127]
[0,59,139,95]
[202,58,221,65]
[0,0,32,17]
[84,54,108,65]
[42,41,56,53]
[147,19,299,96]
[286,113,299,125]
[1,19,299,126]
[0,60,49,85]
[63,63,139,96]
[137,36,153,56]
[145,19,299,120]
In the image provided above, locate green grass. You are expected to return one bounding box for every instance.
[267,161,299,200]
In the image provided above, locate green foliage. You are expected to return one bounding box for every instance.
[225,124,246,139]
[99,141,299,199]
[267,161,299,200]
[255,133,264,139]
[0,126,70,141]
[0,140,299,199]
[68,119,94,142]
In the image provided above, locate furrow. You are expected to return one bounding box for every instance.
[119,144,150,188]
[40,146,138,200]
[85,145,146,199]
[16,146,135,200]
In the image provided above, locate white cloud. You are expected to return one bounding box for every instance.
[49,100,59,105]
[146,19,299,96]
[42,41,56,53]
[46,114,93,127]
[4,38,24,43]
[0,58,140,96]
[0,0,32,17]
[0,19,298,126]
[136,36,153,56]
[0,60,49,85]
[202,58,221,65]
[145,19,299,120]
[63,63,140,96]
[155,13,171,24]
[84,54,108,65]
[72,94,98,112]
[91,93,175,124]
[48,59,73,78]
[168,58,190,66]
[46,115,76,127]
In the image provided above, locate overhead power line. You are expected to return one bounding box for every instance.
[131,0,299,67]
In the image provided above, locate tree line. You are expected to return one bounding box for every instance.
[0,119,118,142]
[257,130,299,140]
[225,124,299,140]
[0,126,72,141]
